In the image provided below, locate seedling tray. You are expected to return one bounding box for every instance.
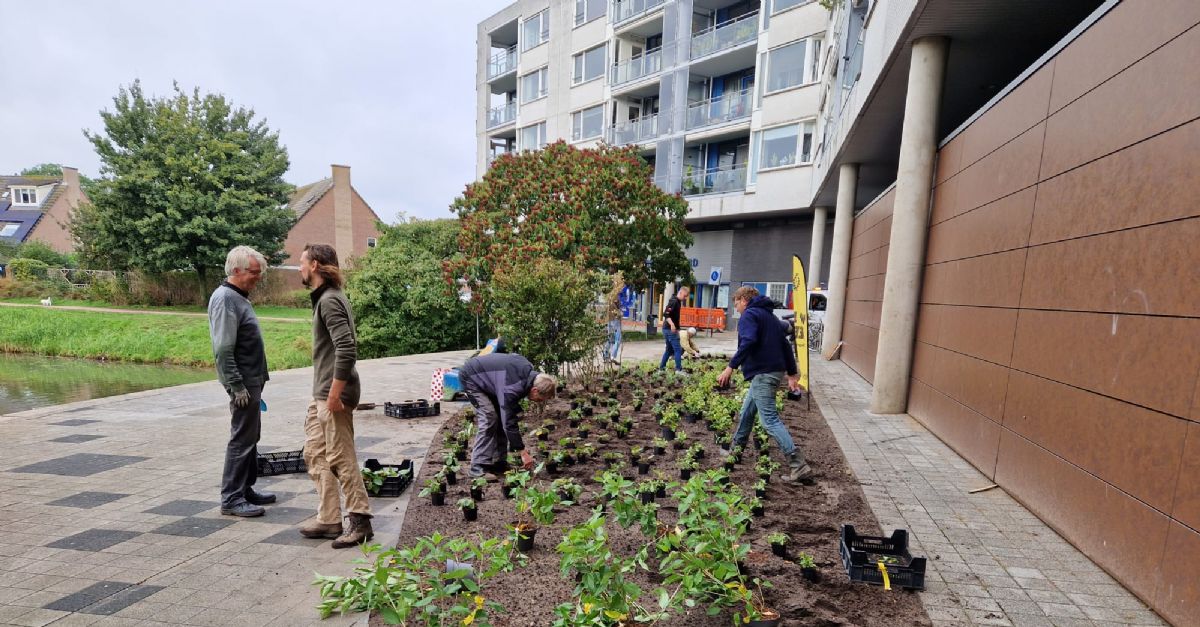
[840,525,926,590]
[257,450,306,476]
[384,399,441,419]
[363,458,413,497]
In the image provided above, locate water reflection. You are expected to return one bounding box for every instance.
[0,354,214,415]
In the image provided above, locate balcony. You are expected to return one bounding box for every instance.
[612,0,666,26]
[608,114,660,145]
[685,89,752,130]
[487,46,517,80]
[690,12,759,60]
[487,102,516,128]
[682,164,748,196]
[611,47,663,87]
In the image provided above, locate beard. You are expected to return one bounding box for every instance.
[301,272,311,288]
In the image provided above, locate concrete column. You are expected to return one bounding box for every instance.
[871,36,948,414]
[807,206,828,289]
[331,164,354,266]
[821,163,858,359]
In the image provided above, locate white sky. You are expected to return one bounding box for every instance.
[0,0,514,224]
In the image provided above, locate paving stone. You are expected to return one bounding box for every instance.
[142,500,218,517]
[251,527,327,547]
[46,492,130,509]
[10,454,147,477]
[45,530,141,552]
[48,419,101,427]
[149,517,235,538]
[48,434,107,444]
[80,584,165,615]
[253,506,315,525]
[42,580,132,612]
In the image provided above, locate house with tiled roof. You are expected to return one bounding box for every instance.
[280,164,382,267]
[0,167,87,254]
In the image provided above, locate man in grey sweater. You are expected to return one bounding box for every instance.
[296,243,373,548]
[207,246,276,517]
[459,352,557,478]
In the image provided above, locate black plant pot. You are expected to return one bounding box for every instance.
[445,472,457,486]
[723,462,735,472]
[639,491,655,504]
[463,507,477,521]
[673,441,685,450]
[570,401,580,410]
[431,492,445,506]
[562,454,576,465]
[770,542,787,558]
[752,504,764,517]
[470,486,484,501]
[515,526,537,552]
[455,450,468,461]
[755,487,766,499]
[546,462,559,474]
[617,431,628,439]
[638,462,650,475]
[746,616,781,627]
[694,448,705,460]
[655,486,667,498]
[683,413,697,424]
[582,407,594,417]
[558,490,574,502]
[758,472,771,484]
[501,485,513,499]
[569,420,580,429]
[654,446,666,456]
[537,431,548,441]
[680,468,692,480]
[662,427,675,440]
[801,567,821,583]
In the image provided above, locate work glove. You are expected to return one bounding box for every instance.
[231,387,251,408]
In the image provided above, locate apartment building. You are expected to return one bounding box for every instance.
[476,0,835,322]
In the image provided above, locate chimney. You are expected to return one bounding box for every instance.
[331,164,353,266]
[61,166,82,206]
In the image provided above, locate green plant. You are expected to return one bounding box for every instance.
[472,477,488,489]
[516,484,561,526]
[659,403,681,431]
[6,258,50,281]
[796,552,816,569]
[766,532,789,545]
[361,466,404,496]
[552,477,583,503]
[314,535,522,625]
[418,476,446,498]
[458,497,477,510]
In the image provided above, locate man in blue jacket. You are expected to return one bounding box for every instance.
[717,285,813,483]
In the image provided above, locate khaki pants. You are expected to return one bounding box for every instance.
[303,399,371,524]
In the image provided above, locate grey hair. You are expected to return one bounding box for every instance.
[533,374,558,399]
[224,246,267,278]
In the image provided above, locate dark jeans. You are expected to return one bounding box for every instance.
[659,329,683,371]
[221,384,262,508]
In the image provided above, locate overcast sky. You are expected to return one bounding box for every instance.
[0,0,513,224]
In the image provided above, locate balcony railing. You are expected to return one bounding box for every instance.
[487,102,516,128]
[611,47,663,86]
[608,114,660,145]
[487,46,517,79]
[690,11,759,59]
[682,165,748,196]
[685,88,752,130]
[612,0,666,25]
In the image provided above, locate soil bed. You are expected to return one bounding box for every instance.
[386,359,930,626]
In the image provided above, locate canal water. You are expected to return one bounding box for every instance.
[0,353,214,415]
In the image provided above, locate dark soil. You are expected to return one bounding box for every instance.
[386,363,931,627]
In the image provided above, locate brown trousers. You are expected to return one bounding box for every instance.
[303,399,371,524]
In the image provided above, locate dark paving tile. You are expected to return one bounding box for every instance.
[47,491,130,509]
[258,527,327,547]
[49,418,101,426]
[257,506,313,525]
[256,444,280,453]
[9,453,147,477]
[81,584,165,615]
[46,529,141,552]
[143,499,218,517]
[151,517,235,538]
[43,580,132,612]
[49,434,107,444]
[355,436,388,448]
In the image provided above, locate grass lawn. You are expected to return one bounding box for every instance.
[0,297,310,319]
[0,306,312,369]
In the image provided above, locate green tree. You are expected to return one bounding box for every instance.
[446,142,692,313]
[347,219,478,358]
[12,241,72,268]
[73,80,294,281]
[19,163,97,196]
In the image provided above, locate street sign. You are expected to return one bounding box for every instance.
[708,266,722,285]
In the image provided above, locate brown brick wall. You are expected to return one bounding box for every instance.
[906,2,1200,622]
[282,187,382,266]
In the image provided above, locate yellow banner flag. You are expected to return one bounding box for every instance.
[792,255,809,392]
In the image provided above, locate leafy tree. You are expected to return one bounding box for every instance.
[347,219,479,358]
[446,142,692,313]
[489,257,606,375]
[19,163,97,196]
[11,241,72,268]
[73,80,294,281]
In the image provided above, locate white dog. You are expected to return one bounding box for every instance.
[40,297,52,307]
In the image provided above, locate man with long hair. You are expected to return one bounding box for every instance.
[296,243,373,548]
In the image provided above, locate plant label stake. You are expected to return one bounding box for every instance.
[876,561,891,591]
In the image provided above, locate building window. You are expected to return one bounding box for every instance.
[572,45,606,84]
[521,10,550,51]
[575,0,605,25]
[767,282,788,305]
[520,67,548,103]
[367,237,377,248]
[771,0,809,13]
[765,38,820,93]
[12,187,37,205]
[571,104,604,141]
[754,120,816,172]
[0,223,19,237]
[519,121,547,151]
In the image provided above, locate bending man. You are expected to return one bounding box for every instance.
[460,352,557,478]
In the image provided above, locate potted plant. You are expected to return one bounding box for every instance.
[679,457,698,480]
[749,497,764,517]
[602,451,625,470]
[615,423,630,439]
[419,476,446,506]
[797,552,820,582]
[754,478,767,499]
[741,578,782,627]
[567,409,583,429]
[443,453,460,485]
[459,497,478,521]
[673,431,689,450]
[577,422,591,439]
[723,454,737,472]
[470,477,487,501]
[547,450,565,473]
[637,480,656,504]
[766,532,789,558]
[652,437,668,456]
[513,485,559,552]
[660,404,681,439]
[552,477,582,504]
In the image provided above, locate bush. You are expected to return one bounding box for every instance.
[8,258,50,281]
[15,241,72,267]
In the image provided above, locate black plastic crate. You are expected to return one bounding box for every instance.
[257,450,306,476]
[840,525,926,590]
[363,458,413,497]
[384,400,441,419]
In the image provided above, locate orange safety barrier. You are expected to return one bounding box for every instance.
[679,307,726,330]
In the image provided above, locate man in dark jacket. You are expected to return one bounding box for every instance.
[659,285,689,371]
[459,352,557,478]
[717,286,813,483]
[207,246,275,517]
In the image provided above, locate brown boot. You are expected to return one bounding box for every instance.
[299,518,342,539]
[331,513,374,549]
